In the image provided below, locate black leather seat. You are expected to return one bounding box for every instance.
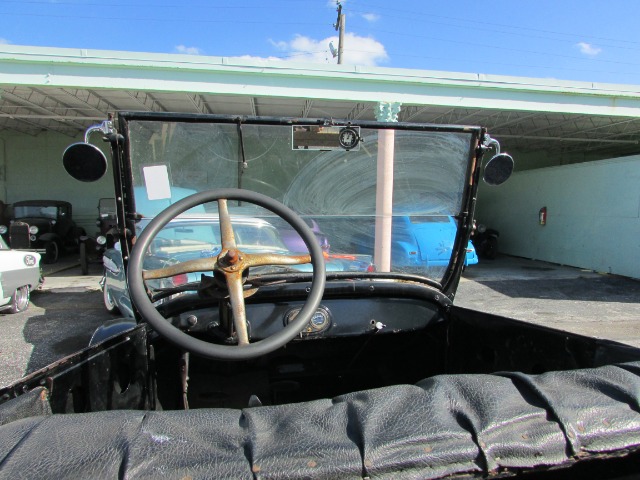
[2,362,640,478]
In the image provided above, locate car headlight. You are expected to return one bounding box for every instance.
[29,225,39,235]
[96,235,107,246]
[0,225,6,234]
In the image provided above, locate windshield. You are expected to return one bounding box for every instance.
[124,117,478,283]
[14,205,58,219]
[98,198,116,217]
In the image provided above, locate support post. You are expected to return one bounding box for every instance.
[374,102,402,272]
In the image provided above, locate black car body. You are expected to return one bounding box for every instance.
[1,199,85,263]
[79,197,117,274]
[1,113,640,479]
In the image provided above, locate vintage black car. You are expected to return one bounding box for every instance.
[0,199,85,263]
[1,113,640,479]
[79,197,117,275]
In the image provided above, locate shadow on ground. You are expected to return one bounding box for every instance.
[22,290,115,375]
[473,275,640,303]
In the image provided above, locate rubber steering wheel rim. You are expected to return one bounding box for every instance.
[127,188,326,360]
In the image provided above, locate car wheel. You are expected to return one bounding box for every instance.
[103,282,120,314]
[80,242,88,275]
[43,241,59,264]
[9,285,30,313]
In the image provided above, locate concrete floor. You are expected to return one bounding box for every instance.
[456,256,640,348]
[1,254,639,388]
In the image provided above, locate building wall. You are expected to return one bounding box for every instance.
[475,155,640,278]
[514,149,611,171]
[0,131,114,234]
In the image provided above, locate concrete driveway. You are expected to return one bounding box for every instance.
[456,256,640,348]
[1,254,639,388]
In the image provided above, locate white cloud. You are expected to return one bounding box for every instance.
[361,13,380,22]
[576,42,602,56]
[234,54,284,63]
[263,33,387,66]
[175,45,202,55]
[269,39,290,51]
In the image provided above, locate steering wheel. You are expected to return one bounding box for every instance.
[127,188,326,361]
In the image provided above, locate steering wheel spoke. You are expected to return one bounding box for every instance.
[218,198,237,250]
[226,272,250,346]
[244,252,311,268]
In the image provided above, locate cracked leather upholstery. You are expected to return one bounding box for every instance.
[2,362,640,478]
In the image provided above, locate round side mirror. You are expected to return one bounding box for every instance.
[62,143,108,182]
[483,153,514,186]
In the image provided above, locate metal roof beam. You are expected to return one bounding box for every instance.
[497,134,639,145]
[490,112,544,130]
[0,113,105,121]
[0,115,76,137]
[1,89,89,131]
[346,103,368,121]
[301,99,313,117]
[126,91,166,111]
[60,88,118,116]
[186,93,211,114]
[399,105,429,122]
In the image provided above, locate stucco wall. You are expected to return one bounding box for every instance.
[0,131,114,234]
[475,155,640,279]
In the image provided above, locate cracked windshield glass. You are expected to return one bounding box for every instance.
[128,120,474,282]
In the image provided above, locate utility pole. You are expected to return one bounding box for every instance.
[333,1,345,64]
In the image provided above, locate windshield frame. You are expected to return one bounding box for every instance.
[112,111,485,297]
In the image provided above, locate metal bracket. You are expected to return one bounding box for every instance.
[482,134,502,154]
[83,120,116,143]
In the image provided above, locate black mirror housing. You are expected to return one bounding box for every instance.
[62,142,108,182]
[483,153,514,186]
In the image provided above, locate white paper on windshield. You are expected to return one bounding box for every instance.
[143,165,171,200]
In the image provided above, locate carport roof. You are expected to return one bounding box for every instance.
[2,44,640,159]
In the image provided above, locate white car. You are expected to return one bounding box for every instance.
[0,236,42,313]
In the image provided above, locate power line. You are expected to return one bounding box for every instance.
[348,2,640,47]
[0,10,321,27]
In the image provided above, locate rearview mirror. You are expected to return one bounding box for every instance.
[483,153,514,186]
[62,142,108,182]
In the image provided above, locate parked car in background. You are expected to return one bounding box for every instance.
[0,200,85,264]
[352,215,478,271]
[273,218,331,253]
[79,198,117,275]
[0,236,42,313]
[471,222,500,259]
[101,215,372,316]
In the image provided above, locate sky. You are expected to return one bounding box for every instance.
[2,0,640,85]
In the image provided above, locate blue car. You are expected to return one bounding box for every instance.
[352,215,478,270]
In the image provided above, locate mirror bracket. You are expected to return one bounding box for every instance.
[482,134,502,154]
[84,120,115,143]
